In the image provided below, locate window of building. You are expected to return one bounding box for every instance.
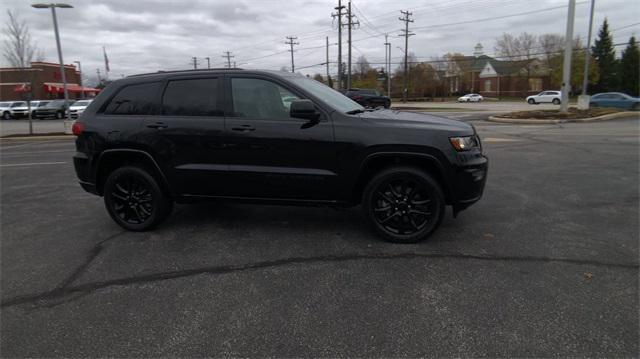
[161,78,222,116]
[484,80,491,92]
[231,78,299,118]
[104,82,161,115]
[528,78,543,92]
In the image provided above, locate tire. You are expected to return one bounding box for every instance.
[384,100,391,109]
[527,99,535,105]
[55,111,64,119]
[362,166,445,243]
[552,98,561,105]
[2,111,11,120]
[103,166,173,231]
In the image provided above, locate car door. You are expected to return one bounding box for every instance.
[138,76,229,196]
[223,75,337,200]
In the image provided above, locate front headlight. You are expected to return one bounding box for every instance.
[449,136,479,151]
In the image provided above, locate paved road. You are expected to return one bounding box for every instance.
[0,119,68,136]
[1,117,638,357]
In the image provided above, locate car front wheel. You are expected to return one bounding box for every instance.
[104,166,173,231]
[527,99,535,105]
[2,111,11,120]
[363,166,445,243]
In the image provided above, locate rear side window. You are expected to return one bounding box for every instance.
[162,78,222,116]
[104,82,161,115]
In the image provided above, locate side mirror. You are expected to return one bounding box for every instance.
[290,99,319,121]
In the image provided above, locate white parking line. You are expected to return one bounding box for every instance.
[0,161,67,167]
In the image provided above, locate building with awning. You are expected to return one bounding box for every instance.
[0,62,99,101]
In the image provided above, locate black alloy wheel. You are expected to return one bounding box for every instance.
[104,166,172,231]
[363,166,444,243]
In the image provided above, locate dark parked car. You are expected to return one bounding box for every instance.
[33,99,68,119]
[589,92,639,110]
[73,69,487,243]
[345,88,391,108]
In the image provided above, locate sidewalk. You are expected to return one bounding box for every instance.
[0,120,67,137]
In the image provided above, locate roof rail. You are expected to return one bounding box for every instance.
[127,68,244,78]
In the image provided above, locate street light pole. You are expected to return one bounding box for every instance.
[560,0,576,113]
[74,60,84,99]
[32,3,73,114]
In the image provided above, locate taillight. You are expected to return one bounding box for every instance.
[72,121,85,136]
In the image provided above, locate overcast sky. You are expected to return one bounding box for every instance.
[1,0,638,85]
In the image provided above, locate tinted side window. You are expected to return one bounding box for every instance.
[162,78,222,116]
[231,78,299,118]
[104,82,161,115]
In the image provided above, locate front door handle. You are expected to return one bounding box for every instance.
[231,125,255,132]
[147,122,168,129]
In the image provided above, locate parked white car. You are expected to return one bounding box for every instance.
[1,101,32,120]
[0,102,13,120]
[458,93,483,102]
[526,91,562,105]
[68,99,93,119]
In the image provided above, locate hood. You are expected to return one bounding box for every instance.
[69,105,89,110]
[356,109,475,135]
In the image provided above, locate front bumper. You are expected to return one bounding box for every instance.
[451,154,488,214]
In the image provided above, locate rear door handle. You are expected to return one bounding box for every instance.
[147,122,168,129]
[231,125,255,132]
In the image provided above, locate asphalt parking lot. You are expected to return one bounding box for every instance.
[1,117,638,357]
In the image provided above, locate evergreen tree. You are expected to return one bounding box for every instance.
[591,19,617,92]
[619,36,639,96]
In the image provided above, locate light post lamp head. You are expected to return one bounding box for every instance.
[32,3,73,8]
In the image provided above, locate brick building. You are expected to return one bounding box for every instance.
[445,43,552,98]
[0,62,100,101]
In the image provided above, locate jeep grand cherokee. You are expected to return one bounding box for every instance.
[73,69,487,243]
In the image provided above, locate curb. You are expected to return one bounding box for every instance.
[487,111,639,124]
[0,135,74,141]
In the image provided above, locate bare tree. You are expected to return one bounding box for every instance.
[2,10,43,67]
[494,32,538,60]
[355,55,370,79]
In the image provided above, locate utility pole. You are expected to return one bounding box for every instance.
[560,0,576,113]
[192,57,198,69]
[326,36,331,86]
[580,0,596,105]
[205,57,211,69]
[222,51,234,68]
[285,36,299,73]
[343,2,359,89]
[332,0,345,90]
[384,34,391,96]
[399,10,414,103]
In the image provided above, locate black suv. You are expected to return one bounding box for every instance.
[73,69,487,242]
[345,88,391,108]
[33,100,68,119]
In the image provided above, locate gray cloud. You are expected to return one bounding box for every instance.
[1,0,638,85]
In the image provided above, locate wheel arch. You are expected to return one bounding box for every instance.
[95,149,173,197]
[352,152,452,205]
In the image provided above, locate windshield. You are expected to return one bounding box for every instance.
[37,101,50,107]
[289,77,363,114]
[45,100,66,108]
[71,100,92,106]
[0,102,9,107]
[10,102,27,107]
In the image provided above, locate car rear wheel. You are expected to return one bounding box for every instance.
[552,98,561,105]
[384,100,391,109]
[104,166,173,231]
[527,99,535,105]
[363,166,445,243]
